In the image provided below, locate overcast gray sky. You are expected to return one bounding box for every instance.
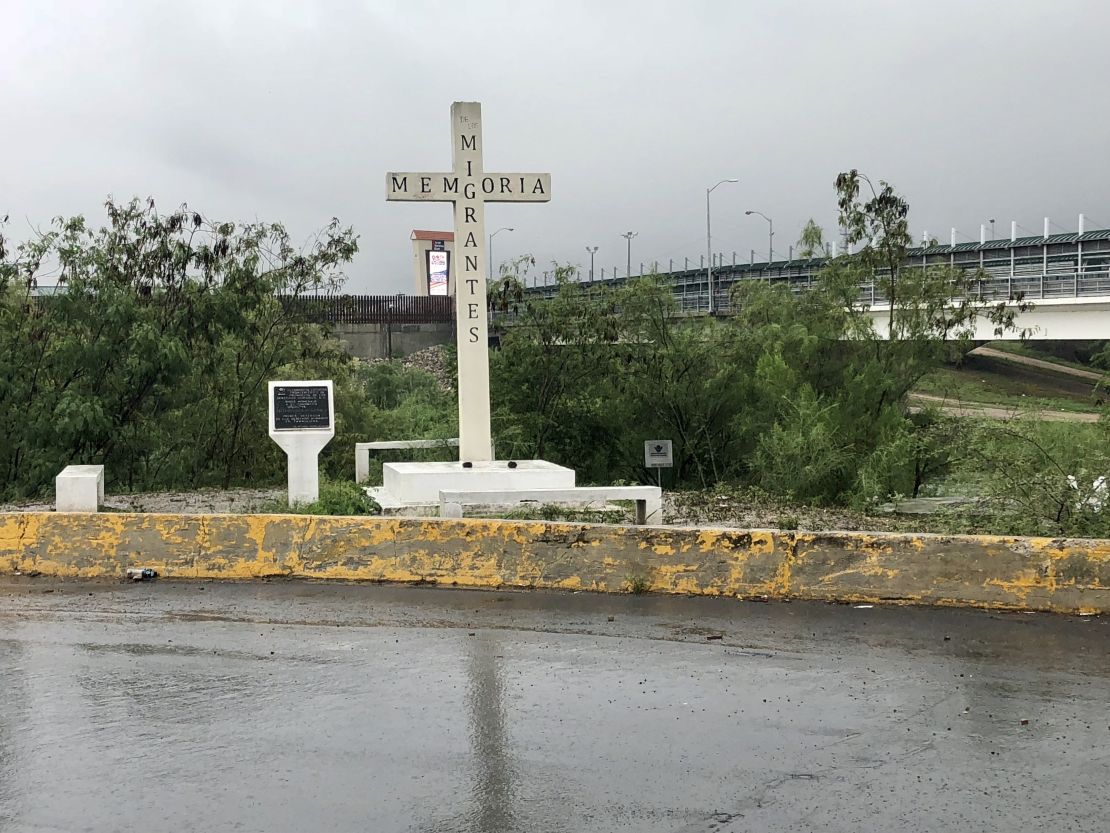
[4,0,1109,292]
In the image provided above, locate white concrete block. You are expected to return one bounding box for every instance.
[55,465,104,512]
[355,439,459,484]
[437,485,662,525]
[381,460,575,506]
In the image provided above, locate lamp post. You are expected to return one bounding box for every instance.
[386,301,394,358]
[585,246,599,284]
[488,227,513,281]
[621,231,637,279]
[990,218,996,241]
[745,210,774,263]
[706,179,738,314]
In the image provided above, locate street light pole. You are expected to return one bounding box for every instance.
[621,231,637,279]
[386,300,395,358]
[707,178,739,314]
[585,246,599,284]
[488,227,514,281]
[746,210,774,263]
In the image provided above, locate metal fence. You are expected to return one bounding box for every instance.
[528,268,1110,315]
[281,294,455,324]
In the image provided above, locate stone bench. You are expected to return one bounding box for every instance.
[438,486,663,525]
[55,465,105,512]
[355,439,460,483]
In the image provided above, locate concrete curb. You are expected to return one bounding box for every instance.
[1,512,1107,614]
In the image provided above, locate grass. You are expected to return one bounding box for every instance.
[482,503,630,525]
[261,479,381,515]
[776,513,799,531]
[914,360,1102,414]
[984,341,1105,374]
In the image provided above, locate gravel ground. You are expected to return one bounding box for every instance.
[365,344,454,390]
[0,487,283,515]
[664,489,928,532]
[1,484,948,534]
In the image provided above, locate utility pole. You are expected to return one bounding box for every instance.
[621,231,637,281]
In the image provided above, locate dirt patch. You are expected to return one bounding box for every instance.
[908,393,1102,423]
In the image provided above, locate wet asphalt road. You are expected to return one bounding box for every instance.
[0,580,1107,833]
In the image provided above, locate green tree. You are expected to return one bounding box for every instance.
[796,218,825,258]
[959,419,1110,537]
[0,199,357,498]
[834,169,1028,342]
[490,259,619,468]
[714,173,1031,503]
[483,174,1035,505]
[606,278,749,487]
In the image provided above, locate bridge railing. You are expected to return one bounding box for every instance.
[327,268,1110,326]
[645,267,1110,315]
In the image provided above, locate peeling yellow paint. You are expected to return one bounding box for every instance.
[0,512,1107,614]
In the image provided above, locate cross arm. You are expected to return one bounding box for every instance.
[386,171,551,202]
[482,173,551,203]
[386,172,454,202]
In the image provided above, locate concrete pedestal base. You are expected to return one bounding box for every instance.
[369,460,575,511]
[268,380,335,507]
[55,465,105,513]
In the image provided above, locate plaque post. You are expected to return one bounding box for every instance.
[268,380,335,505]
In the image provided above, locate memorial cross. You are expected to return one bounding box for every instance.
[387,101,550,462]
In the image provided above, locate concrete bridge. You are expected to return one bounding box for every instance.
[296,227,1110,351]
[530,226,1110,340]
[866,295,1110,341]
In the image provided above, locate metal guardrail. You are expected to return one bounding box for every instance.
[565,270,1110,315]
[271,271,1110,326]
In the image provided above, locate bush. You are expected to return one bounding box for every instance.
[958,419,1110,537]
[272,479,381,516]
[776,513,799,531]
[0,200,357,499]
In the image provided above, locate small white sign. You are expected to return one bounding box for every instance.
[644,439,673,468]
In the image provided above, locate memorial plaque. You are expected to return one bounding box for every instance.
[273,385,331,431]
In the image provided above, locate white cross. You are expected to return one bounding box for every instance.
[387,101,551,462]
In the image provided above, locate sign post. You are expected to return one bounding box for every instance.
[644,440,673,488]
[268,380,335,505]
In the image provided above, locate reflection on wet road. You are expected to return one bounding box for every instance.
[0,580,1107,832]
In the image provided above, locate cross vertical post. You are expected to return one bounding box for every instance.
[451,102,491,461]
[386,101,551,463]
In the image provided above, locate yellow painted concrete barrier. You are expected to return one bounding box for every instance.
[0,512,1107,614]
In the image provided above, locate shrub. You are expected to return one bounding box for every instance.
[272,479,381,516]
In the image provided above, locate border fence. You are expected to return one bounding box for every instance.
[281,294,455,324]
